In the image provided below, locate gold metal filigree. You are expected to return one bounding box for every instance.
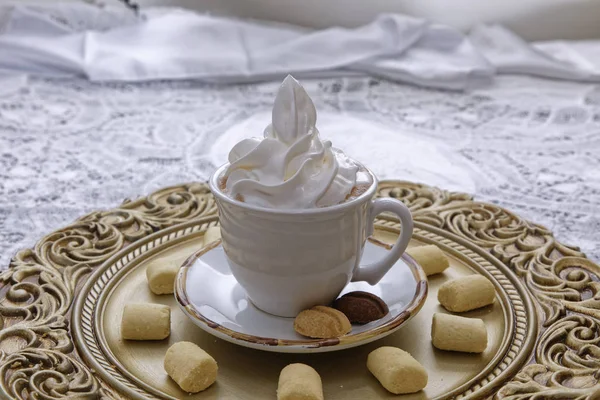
[379,181,600,399]
[0,183,216,399]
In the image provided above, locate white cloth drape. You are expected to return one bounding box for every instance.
[1,4,600,90]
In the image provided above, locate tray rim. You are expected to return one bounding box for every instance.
[73,217,220,400]
[72,217,535,400]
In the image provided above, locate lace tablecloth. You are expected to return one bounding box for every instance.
[1,74,599,267]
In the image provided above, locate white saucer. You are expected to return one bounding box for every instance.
[175,239,428,353]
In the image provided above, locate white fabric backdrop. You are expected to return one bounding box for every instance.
[2,4,600,90]
[134,0,600,40]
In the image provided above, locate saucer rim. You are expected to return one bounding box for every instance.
[174,238,428,352]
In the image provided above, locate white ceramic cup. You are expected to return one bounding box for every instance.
[209,163,413,317]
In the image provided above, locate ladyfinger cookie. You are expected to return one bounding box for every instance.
[406,245,449,276]
[277,363,323,400]
[431,313,487,353]
[146,262,180,295]
[121,303,170,340]
[438,275,495,312]
[367,346,428,394]
[164,341,217,393]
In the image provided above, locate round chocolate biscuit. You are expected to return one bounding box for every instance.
[333,291,389,324]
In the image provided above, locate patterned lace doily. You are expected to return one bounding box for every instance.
[1,75,599,268]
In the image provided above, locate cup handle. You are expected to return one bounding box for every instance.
[351,198,413,285]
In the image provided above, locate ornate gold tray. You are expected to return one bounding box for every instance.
[1,181,598,399]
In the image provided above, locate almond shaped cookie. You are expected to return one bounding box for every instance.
[294,306,351,338]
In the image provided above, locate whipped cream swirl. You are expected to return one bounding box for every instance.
[222,75,360,209]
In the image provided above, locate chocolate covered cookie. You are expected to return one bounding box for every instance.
[333,291,389,324]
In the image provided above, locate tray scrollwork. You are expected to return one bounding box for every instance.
[0,181,598,399]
